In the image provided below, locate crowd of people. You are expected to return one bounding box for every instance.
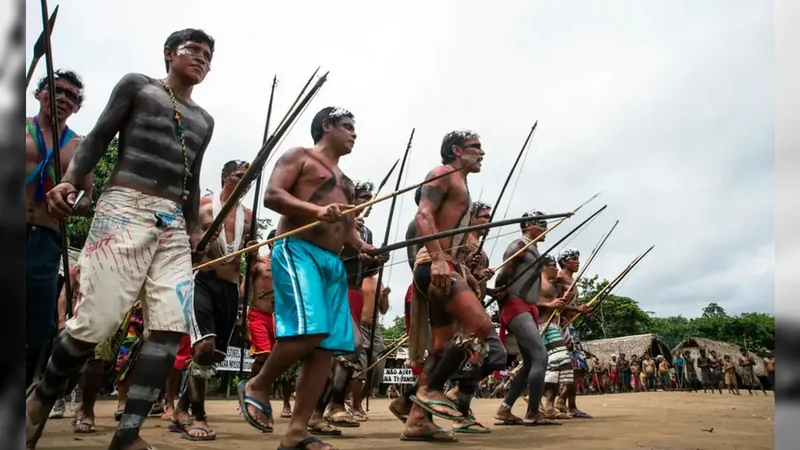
[25,27,775,450]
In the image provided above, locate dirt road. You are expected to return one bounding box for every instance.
[36,392,774,449]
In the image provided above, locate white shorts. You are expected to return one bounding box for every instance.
[66,186,193,343]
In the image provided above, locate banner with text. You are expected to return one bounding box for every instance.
[217,346,255,373]
[382,368,415,384]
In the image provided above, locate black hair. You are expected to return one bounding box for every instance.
[354,181,374,195]
[267,229,277,240]
[414,187,422,206]
[440,130,479,164]
[470,201,491,218]
[310,106,355,144]
[520,209,547,231]
[221,160,249,186]
[164,28,215,72]
[36,69,85,106]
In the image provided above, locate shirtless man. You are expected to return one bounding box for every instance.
[403,129,494,442]
[238,107,381,450]
[25,70,91,388]
[553,248,592,418]
[494,212,561,426]
[763,351,775,391]
[738,348,765,395]
[171,160,254,441]
[307,181,384,433]
[28,29,216,450]
[444,201,506,434]
[608,356,619,393]
[349,181,390,422]
[709,350,723,393]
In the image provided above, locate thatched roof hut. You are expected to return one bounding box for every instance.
[673,337,766,378]
[583,333,673,363]
[58,247,82,277]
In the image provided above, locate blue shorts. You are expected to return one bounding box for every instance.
[26,224,62,346]
[271,237,353,355]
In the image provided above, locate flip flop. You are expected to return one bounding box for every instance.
[308,422,342,436]
[453,420,491,434]
[523,418,562,426]
[569,411,593,419]
[168,421,192,434]
[324,410,360,428]
[113,409,124,421]
[280,408,292,419]
[277,435,334,449]
[237,380,273,433]
[400,427,458,442]
[181,424,217,441]
[493,416,524,426]
[409,395,462,421]
[72,416,96,434]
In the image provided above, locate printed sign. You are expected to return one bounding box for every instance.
[382,368,415,384]
[216,346,255,373]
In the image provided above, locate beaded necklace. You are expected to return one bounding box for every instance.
[160,79,190,201]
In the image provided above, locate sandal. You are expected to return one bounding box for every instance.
[409,395,462,421]
[308,421,342,436]
[180,423,217,441]
[453,419,491,434]
[400,426,458,442]
[278,435,336,449]
[113,409,124,422]
[237,380,273,433]
[73,416,96,434]
[324,409,360,428]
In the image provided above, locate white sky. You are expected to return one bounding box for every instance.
[25,0,774,325]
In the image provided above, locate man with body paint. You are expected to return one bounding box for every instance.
[493,211,563,426]
[444,201,507,434]
[238,106,383,450]
[402,130,493,443]
[27,28,216,450]
[25,69,91,389]
[171,161,255,441]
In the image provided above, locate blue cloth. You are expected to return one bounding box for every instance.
[26,223,63,346]
[271,237,353,355]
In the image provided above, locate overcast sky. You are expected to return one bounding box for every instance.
[25,0,774,325]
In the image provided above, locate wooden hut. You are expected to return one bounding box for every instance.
[672,337,766,381]
[582,333,673,363]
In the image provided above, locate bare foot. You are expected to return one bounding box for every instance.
[160,406,174,421]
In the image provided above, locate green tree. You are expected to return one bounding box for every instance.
[66,138,119,248]
[574,276,652,340]
[381,315,407,342]
[701,302,727,319]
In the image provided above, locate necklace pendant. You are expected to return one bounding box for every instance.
[177,123,184,133]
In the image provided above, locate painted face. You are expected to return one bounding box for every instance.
[167,40,213,85]
[222,166,248,189]
[543,260,558,278]
[354,190,372,206]
[471,208,491,237]
[324,116,357,155]
[455,137,485,173]
[37,78,82,122]
[564,257,580,272]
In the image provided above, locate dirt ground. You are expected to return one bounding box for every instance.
[36,392,774,450]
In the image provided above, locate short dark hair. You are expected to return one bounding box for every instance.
[267,229,277,240]
[414,187,422,206]
[36,69,84,107]
[471,201,491,219]
[440,130,479,164]
[310,106,354,144]
[520,210,547,231]
[221,160,249,186]
[164,28,215,72]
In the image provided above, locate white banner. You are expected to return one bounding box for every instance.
[382,368,415,385]
[216,346,255,373]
